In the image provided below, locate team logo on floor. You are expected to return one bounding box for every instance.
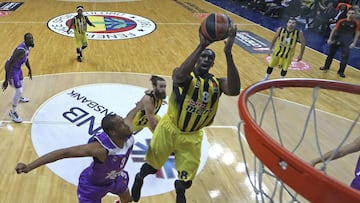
[47,11,156,40]
[265,56,311,70]
[31,83,209,197]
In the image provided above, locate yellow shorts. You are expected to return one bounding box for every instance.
[74,32,88,48]
[268,54,294,71]
[132,115,161,133]
[145,114,203,181]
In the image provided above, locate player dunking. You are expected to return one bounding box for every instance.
[131,24,240,203]
[16,103,142,203]
[131,75,167,134]
[66,5,95,62]
[2,33,34,123]
[262,17,306,81]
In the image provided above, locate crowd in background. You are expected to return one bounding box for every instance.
[237,0,360,36]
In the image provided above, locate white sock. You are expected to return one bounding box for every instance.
[11,105,17,112]
[264,74,270,80]
[12,87,23,111]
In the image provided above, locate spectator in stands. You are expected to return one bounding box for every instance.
[300,0,315,19]
[329,3,350,30]
[308,1,337,34]
[282,0,302,18]
[264,0,301,18]
[303,0,328,29]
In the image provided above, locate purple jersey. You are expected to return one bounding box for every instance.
[77,132,134,202]
[350,155,360,190]
[6,42,30,73]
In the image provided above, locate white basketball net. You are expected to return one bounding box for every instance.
[238,85,360,203]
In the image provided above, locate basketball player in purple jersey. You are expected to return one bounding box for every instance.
[15,103,142,203]
[2,33,34,123]
[310,136,360,190]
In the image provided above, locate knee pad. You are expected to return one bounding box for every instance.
[175,180,192,192]
[141,163,157,175]
[266,67,274,74]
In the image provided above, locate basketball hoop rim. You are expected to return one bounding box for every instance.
[238,78,360,202]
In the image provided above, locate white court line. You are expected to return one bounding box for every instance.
[1,72,356,123]
[0,120,32,124]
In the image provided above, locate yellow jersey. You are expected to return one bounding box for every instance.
[167,71,221,132]
[273,27,299,59]
[73,15,89,34]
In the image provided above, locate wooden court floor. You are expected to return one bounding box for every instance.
[0,0,359,202]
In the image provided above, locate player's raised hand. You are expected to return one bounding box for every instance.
[199,27,212,47]
[224,24,237,53]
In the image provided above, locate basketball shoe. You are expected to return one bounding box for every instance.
[337,71,346,78]
[19,96,30,103]
[9,110,23,123]
[131,173,144,202]
[320,66,329,71]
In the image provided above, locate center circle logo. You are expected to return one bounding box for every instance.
[47,11,157,40]
[31,83,209,197]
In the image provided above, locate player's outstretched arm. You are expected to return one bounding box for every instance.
[16,142,106,174]
[124,100,143,132]
[310,137,360,166]
[143,95,157,131]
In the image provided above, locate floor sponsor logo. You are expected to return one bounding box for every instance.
[265,56,311,70]
[235,31,271,54]
[0,11,9,16]
[0,2,23,11]
[31,83,209,197]
[47,11,156,40]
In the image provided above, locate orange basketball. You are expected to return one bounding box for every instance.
[200,13,233,42]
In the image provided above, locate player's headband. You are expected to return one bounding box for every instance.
[76,6,84,12]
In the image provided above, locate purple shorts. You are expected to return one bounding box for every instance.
[350,176,360,191]
[8,71,23,88]
[77,170,129,203]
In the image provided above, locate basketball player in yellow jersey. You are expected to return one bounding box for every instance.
[131,75,167,133]
[131,24,240,203]
[66,6,95,62]
[262,17,306,80]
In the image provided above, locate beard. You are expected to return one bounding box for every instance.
[155,90,166,99]
[25,42,34,48]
